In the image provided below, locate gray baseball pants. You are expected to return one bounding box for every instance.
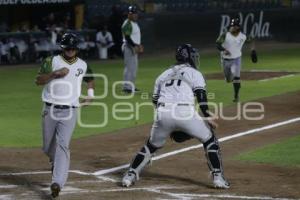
[149,104,212,148]
[222,57,241,82]
[42,104,77,188]
[123,44,138,91]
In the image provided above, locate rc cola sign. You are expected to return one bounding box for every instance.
[220,11,270,38]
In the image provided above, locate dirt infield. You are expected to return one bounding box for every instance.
[205,71,299,81]
[0,91,300,200]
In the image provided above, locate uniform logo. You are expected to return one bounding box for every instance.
[75,68,84,77]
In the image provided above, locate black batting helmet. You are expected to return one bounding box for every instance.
[128,5,138,14]
[230,18,241,27]
[60,33,79,49]
[175,44,200,69]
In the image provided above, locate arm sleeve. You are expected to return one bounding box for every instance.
[125,35,136,47]
[152,77,162,106]
[83,65,94,83]
[122,21,136,47]
[38,56,53,74]
[194,89,210,117]
[216,33,226,51]
[192,71,206,92]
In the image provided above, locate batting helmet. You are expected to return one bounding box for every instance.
[175,44,200,69]
[230,18,241,27]
[128,5,138,14]
[60,33,79,49]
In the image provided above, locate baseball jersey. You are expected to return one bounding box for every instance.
[96,31,114,48]
[218,32,247,59]
[153,64,206,105]
[39,55,92,107]
[122,19,141,45]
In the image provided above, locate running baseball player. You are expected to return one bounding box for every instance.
[121,5,144,94]
[122,44,230,189]
[35,33,95,198]
[216,18,257,102]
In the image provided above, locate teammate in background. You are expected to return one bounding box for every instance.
[216,18,257,102]
[122,44,230,189]
[121,5,144,94]
[96,25,114,59]
[35,33,95,198]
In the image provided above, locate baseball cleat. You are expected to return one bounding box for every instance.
[50,183,61,198]
[233,97,239,103]
[122,89,134,94]
[212,172,230,189]
[122,171,137,187]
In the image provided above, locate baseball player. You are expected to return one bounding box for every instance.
[96,25,114,59]
[216,18,257,102]
[35,33,95,198]
[122,44,230,189]
[121,5,144,94]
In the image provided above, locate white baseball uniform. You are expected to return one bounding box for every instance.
[150,64,212,147]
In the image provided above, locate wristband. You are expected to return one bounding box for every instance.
[87,88,95,98]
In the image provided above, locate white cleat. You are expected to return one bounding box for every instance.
[122,171,137,187]
[212,172,230,189]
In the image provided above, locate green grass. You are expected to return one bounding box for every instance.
[1,45,300,147]
[236,135,300,167]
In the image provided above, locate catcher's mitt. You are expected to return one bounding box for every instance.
[251,50,258,63]
[170,131,193,143]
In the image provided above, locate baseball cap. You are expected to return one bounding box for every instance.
[128,5,138,14]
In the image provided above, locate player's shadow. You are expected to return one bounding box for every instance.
[143,171,212,188]
[0,167,51,200]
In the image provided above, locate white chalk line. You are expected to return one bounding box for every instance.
[1,117,300,178]
[163,193,298,200]
[93,117,300,176]
[0,195,13,200]
[1,117,300,200]
[0,185,18,189]
[0,185,186,199]
[259,74,296,82]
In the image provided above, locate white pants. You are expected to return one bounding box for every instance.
[149,104,212,147]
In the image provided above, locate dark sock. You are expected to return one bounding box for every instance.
[233,77,241,99]
[233,82,240,99]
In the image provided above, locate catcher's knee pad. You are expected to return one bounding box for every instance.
[129,141,158,179]
[203,135,223,173]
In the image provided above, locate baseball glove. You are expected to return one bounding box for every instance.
[251,50,258,63]
[170,131,193,143]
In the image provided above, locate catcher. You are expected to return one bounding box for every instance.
[216,18,257,102]
[122,44,230,189]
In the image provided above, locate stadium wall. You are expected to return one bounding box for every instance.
[141,8,300,51]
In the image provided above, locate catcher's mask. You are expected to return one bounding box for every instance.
[60,33,79,50]
[175,44,200,69]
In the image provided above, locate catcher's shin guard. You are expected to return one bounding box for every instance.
[203,135,223,174]
[128,140,158,180]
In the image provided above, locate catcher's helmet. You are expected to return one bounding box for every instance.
[60,33,79,49]
[175,44,200,69]
[230,18,241,27]
[128,5,138,14]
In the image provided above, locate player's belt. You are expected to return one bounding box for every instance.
[158,103,193,107]
[45,102,76,109]
[223,58,235,61]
